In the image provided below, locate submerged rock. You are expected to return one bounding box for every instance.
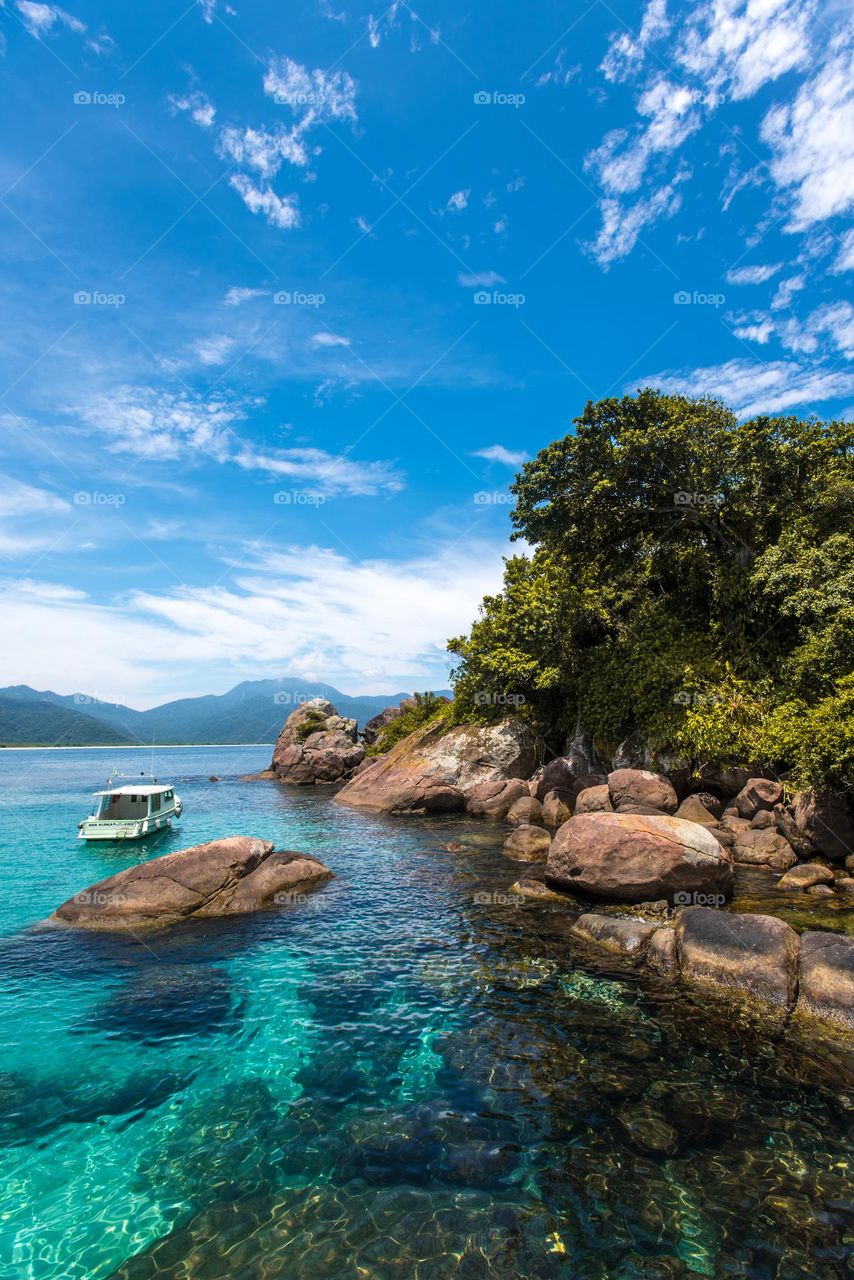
[546,812,733,904]
[570,913,658,956]
[47,837,333,931]
[92,965,235,1042]
[502,824,552,861]
[335,717,536,814]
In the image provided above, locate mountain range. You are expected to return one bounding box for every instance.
[0,680,451,746]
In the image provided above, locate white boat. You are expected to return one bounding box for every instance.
[78,776,183,841]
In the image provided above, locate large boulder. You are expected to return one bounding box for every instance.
[362,698,415,746]
[795,932,854,1031]
[545,812,733,904]
[270,698,364,784]
[776,863,834,892]
[542,789,573,828]
[776,789,854,863]
[674,795,720,827]
[465,778,529,819]
[335,718,537,814]
[534,757,576,801]
[732,778,783,819]
[48,837,333,931]
[674,907,799,1012]
[506,795,544,827]
[608,769,678,815]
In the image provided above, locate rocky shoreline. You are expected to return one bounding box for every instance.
[243,697,854,1043]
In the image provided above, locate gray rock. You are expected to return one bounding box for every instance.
[674,907,799,1011]
[795,932,854,1031]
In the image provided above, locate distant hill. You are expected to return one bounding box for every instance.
[0,680,453,746]
[0,693,134,746]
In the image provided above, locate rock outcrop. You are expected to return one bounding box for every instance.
[795,932,854,1031]
[269,698,364,785]
[546,812,733,904]
[335,718,537,814]
[48,837,333,930]
[674,907,799,1012]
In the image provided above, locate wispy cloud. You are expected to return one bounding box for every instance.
[725,263,783,285]
[641,357,854,417]
[473,444,527,466]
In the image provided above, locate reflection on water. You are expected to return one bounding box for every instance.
[0,748,852,1278]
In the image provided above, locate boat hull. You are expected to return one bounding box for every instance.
[77,810,180,841]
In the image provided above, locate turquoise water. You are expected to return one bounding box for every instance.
[1,747,853,1279]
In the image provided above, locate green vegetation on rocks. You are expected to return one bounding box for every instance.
[366,692,450,756]
[448,390,854,791]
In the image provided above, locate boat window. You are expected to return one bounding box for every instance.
[164,790,172,800]
[150,793,161,813]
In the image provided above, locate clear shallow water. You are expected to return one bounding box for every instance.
[1,747,853,1279]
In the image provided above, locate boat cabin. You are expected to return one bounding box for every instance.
[93,785,176,820]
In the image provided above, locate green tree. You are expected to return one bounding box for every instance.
[448,390,854,788]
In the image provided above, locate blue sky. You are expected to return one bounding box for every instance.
[0,0,852,706]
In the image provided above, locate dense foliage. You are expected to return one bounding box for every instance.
[448,390,854,790]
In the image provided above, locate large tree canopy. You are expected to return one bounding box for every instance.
[448,390,854,790]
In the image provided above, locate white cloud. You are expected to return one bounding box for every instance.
[641,357,854,417]
[199,0,216,22]
[71,387,402,496]
[0,533,506,704]
[262,57,357,127]
[725,263,783,284]
[761,36,854,228]
[457,271,506,287]
[16,2,85,36]
[224,286,269,305]
[169,91,216,129]
[589,170,688,266]
[446,189,470,212]
[0,478,72,556]
[191,334,239,366]
[732,320,773,343]
[770,273,805,310]
[677,0,815,101]
[310,332,350,348]
[601,0,669,82]
[219,124,308,176]
[473,445,527,466]
[11,578,87,602]
[831,228,854,273]
[229,174,301,229]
